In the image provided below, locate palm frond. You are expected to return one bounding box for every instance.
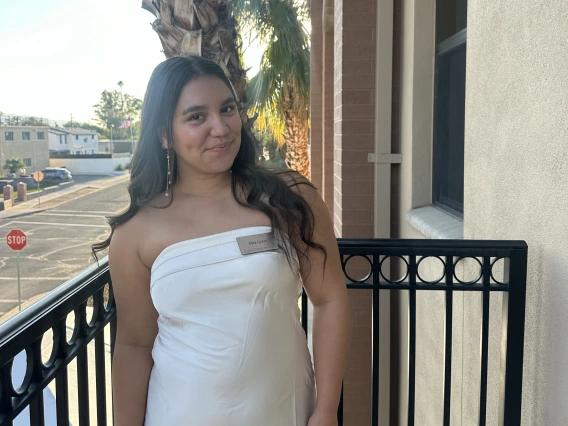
[244,0,310,114]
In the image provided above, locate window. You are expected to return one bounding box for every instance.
[37,132,45,140]
[22,132,31,140]
[76,135,79,140]
[84,137,88,143]
[432,0,467,216]
[5,132,14,141]
[23,158,32,167]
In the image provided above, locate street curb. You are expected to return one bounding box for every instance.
[0,174,129,220]
[0,209,50,220]
[0,292,50,324]
[23,181,76,203]
[0,182,75,211]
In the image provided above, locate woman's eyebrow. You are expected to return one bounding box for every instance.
[182,104,207,115]
[181,98,235,115]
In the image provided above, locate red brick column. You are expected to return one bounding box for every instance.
[309,0,323,194]
[333,6,376,238]
[322,26,335,213]
[334,0,377,423]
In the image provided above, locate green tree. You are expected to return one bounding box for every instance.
[5,158,25,174]
[20,117,49,126]
[93,90,142,139]
[257,125,287,168]
[242,0,310,178]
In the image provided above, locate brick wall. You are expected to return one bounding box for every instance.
[333,0,376,239]
[322,27,335,212]
[310,0,323,195]
[334,0,377,423]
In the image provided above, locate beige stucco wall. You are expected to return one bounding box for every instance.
[464,1,568,424]
[0,126,50,173]
[394,0,568,423]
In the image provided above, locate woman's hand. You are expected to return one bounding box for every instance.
[307,409,338,426]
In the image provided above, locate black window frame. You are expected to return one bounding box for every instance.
[23,158,32,167]
[432,0,467,218]
[5,132,14,141]
[22,131,31,141]
[37,131,45,140]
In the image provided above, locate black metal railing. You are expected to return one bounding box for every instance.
[301,238,527,426]
[0,238,527,426]
[0,261,115,426]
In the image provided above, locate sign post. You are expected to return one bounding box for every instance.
[6,230,27,311]
[32,170,44,208]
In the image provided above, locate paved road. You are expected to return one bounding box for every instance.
[0,176,130,319]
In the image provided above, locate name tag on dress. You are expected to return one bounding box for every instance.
[236,233,279,255]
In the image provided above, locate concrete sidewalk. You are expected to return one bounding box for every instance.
[0,174,129,220]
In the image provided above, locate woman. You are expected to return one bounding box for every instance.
[93,56,351,426]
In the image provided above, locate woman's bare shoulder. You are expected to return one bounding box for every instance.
[109,204,158,261]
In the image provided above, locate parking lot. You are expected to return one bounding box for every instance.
[0,175,129,320]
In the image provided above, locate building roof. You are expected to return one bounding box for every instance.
[1,125,50,130]
[49,129,68,135]
[49,127,98,136]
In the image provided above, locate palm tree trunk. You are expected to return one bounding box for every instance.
[282,82,310,179]
[283,113,309,179]
[142,0,262,157]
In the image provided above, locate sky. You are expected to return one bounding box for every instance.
[0,0,263,124]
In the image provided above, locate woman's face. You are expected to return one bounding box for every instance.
[163,76,242,174]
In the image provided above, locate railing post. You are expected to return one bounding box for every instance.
[499,248,528,426]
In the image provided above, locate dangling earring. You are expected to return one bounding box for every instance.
[165,149,172,196]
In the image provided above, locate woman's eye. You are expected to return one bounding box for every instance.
[222,105,236,113]
[188,113,204,121]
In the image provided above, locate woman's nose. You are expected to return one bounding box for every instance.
[210,115,230,137]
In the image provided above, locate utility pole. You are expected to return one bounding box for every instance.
[70,113,73,127]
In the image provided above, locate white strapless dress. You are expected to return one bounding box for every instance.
[145,226,316,426]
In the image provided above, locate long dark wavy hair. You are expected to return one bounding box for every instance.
[92,55,326,273]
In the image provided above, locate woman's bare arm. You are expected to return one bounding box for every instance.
[289,175,353,421]
[109,222,159,426]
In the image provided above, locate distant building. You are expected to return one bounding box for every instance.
[48,127,99,155]
[98,139,137,154]
[0,125,50,173]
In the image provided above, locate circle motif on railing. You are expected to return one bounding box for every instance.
[490,257,508,286]
[342,255,373,283]
[104,283,114,313]
[66,310,79,345]
[453,256,483,285]
[41,328,58,369]
[379,256,409,284]
[10,348,33,396]
[416,256,446,285]
[86,295,96,327]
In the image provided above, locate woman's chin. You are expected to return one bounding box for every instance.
[207,159,236,174]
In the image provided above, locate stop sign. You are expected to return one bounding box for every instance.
[6,230,27,251]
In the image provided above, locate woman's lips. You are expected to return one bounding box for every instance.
[208,142,231,152]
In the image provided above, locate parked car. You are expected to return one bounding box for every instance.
[40,168,72,183]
